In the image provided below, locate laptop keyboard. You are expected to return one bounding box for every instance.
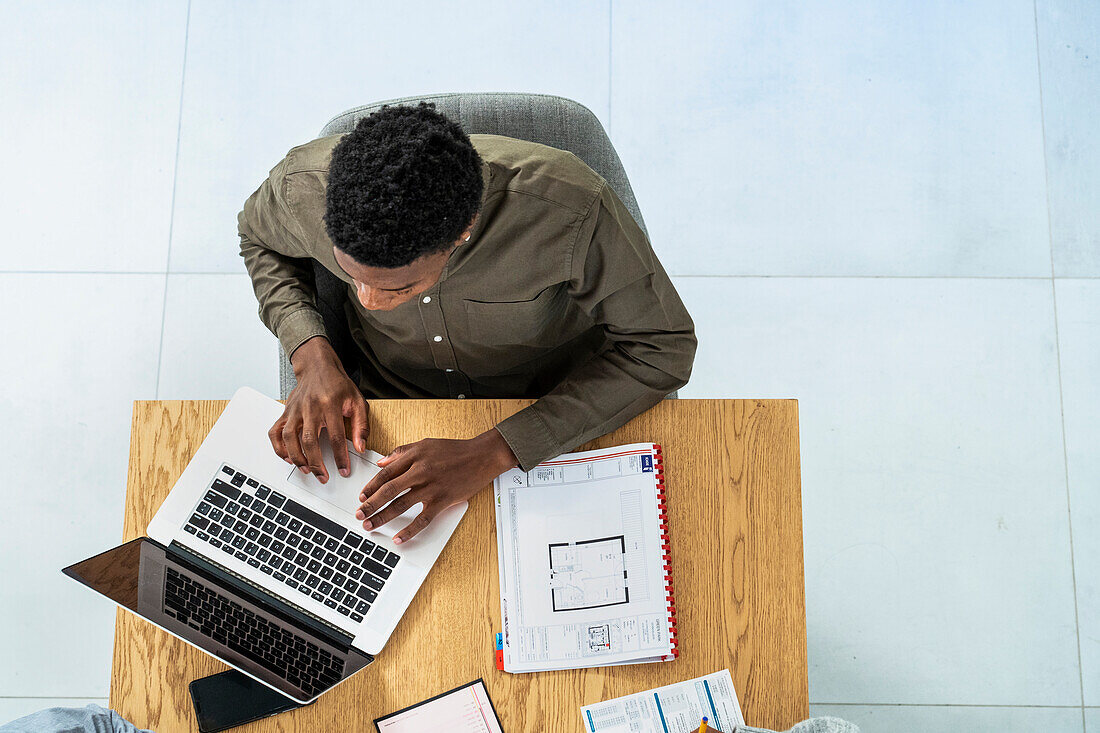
[181,464,400,624]
[163,567,342,696]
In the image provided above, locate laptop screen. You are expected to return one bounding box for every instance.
[63,537,371,702]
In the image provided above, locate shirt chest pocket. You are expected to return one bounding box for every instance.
[463,285,567,347]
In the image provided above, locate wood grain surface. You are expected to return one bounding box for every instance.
[110,398,806,732]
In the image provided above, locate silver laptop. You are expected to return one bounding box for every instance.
[63,386,467,703]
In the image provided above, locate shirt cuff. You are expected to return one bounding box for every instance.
[276,307,328,360]
[494,405,560,472]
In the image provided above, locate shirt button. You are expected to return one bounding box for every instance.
[433,335,443,342]
[457,394,466,399]
[422,296,432,304]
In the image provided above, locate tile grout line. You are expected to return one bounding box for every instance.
[1033,0,1087,719]
[607,0,612,132]
[154,0,192,400]
[812,702,1091,709]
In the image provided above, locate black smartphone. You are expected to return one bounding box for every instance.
[189,669,306,733]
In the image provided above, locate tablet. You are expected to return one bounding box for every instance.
[374,679,504,732]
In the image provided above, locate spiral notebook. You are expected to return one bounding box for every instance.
[493,443,678,672]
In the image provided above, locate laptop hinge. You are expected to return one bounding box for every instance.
[167,540,355,649]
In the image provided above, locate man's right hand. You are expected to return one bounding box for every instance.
[269,335,369,483]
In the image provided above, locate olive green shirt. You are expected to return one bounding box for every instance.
[238,133,697,471]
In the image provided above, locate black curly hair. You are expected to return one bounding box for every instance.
[323,102,484,269]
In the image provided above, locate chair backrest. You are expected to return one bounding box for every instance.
[280,92,649,398]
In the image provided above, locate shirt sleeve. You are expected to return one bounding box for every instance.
[493,181,698,471]
[238,154,329,359]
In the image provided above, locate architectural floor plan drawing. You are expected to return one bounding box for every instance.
[548,536,629,612]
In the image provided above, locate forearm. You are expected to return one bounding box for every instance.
[495,326,696,471]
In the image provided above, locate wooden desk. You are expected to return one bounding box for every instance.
[112,399,806,731]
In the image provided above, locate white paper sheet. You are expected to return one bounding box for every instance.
[579,669,745,733]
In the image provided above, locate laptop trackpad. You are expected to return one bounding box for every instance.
[284,438,421,540]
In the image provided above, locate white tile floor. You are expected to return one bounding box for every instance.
[1,1,1096,731]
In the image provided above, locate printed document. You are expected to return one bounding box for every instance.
[579,669,745,733]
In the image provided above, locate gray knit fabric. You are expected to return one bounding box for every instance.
[738,717,860,733]
[276,92,649,400]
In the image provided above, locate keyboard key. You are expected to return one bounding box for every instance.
[299,540,314,554]
[295,552,309,566]
[260,564,274,575]
[350,550,365,564]
[362,539,377,554]
[281,560,294,574]
[383,552,400,568]
[348,567,363,580]
[324,552,338,566]
[211,479,241,501]
[231,536,246,549]
[331,588,345,603]
[323,598,338,609]
[189,514,210,530]
[361,573,384,591]
[263,506,278,520]
[256,485,271,500]
[197,531,210,541]
[249,515,264,528]
[319,581,333,594]
[221,465,234,476]
[184,524,197,534]
[273,571,286,582]
[257,549,271,563]
[288,518,302,532]
[197,501,212,515]
[356,586,378,603]
[234,550,248,561]
[285,578,298,589]
[298,585,311,596]
[283,499,345,540]
[319,567,333,580]
[209,508,223,523]
[226,502,240,515]
[239,494,253,508]
[274,527,289,541]
[246,478,259,488]
[244,542,258,556]
[355,600,371,613]
[262,520,277,534]
[336,559,350,573]
[281,546,296,561]
[231,472,246,487]
[269,492,287,508]
[371,545,387,561]
[275,512,290,527]
[210,538,222,549]
[305,575,320,589]
[245,528,259,541]
[221,544,234,555]
[362,557,392,579]
[350,612,364,622]
[271,540,285,554]
[337,605,351,616]
[247,558,261,568]
[258,534,272,548]
[311,591,325,602]
[343,534,363,550]
[344,579,358,593]
[205,491,228,508]
[307,560,321,573]
[293,568,308,582]
[233,520,247,533]
[219,528,233,542]
[333,573,346,586]
[335,544,351,559]
[238,508,252,522]
[324,537,339,552]
[310,546,326,560]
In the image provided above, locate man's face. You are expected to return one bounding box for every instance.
[333,245,453,311]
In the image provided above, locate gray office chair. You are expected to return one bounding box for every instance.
[278,91,664,399]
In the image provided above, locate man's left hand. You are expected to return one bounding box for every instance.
[356,428,518,544]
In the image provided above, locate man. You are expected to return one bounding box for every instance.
[239,102,696,545]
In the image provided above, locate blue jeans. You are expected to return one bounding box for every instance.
[0,705,154,733]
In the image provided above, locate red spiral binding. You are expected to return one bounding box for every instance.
[653,444,679,660]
